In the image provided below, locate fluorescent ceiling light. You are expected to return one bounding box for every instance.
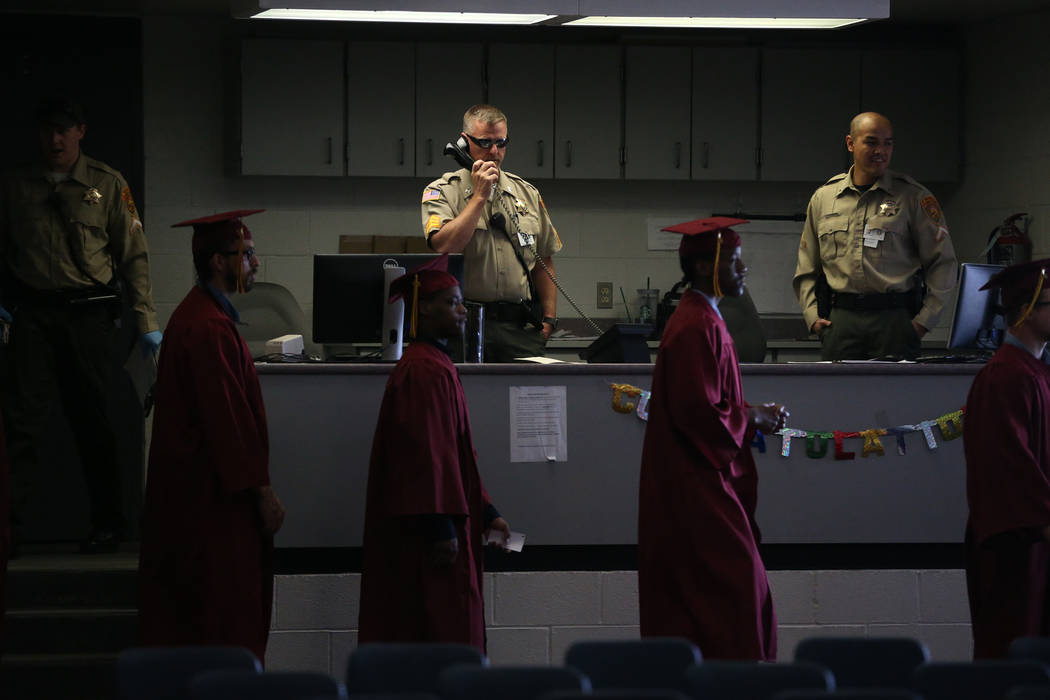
[252,9,556,23]
[564,16,869,28]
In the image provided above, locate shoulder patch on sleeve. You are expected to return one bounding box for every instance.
[120,186,140,220]
[425,213,442,235]
[920,195,943,223]
[422,187,442,203]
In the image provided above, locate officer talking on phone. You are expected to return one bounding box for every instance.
[420,104,562,362]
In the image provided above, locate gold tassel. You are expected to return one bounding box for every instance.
[712,232,723,297]
[1012,268,1046,327]
[235,233,246,294]
[409,274,421,338]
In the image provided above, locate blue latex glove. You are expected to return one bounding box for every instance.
[0,305,11,323]
[140,330,163,358]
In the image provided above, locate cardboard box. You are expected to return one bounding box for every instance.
[338,235,374,254]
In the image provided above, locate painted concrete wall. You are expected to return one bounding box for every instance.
[265,569,973,672]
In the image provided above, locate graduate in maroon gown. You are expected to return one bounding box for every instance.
[638,217,788,660]
[965,258,1050,658]
[359,256,510,651]
[138,210,285,663]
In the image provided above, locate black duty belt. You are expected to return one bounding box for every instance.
[477,300,530,323]
[832,290,912,312]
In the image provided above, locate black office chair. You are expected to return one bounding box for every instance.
[911,660,1050,700]
[685,661,835,700]
[346,643,487,695]
[116,646,261,700]
[187,669,346,700]
[563,638,701,691]
[440,665,591,700]
[794,637,930,689]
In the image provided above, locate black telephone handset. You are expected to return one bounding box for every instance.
[443,136,474,170]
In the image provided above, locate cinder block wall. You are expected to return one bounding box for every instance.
[265,569,973,675]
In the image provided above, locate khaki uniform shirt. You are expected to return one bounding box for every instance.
[420,168,562,303]
[793,167,958,332]
[0,154,159,334]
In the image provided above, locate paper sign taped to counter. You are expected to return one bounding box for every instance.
[509,385,567,463]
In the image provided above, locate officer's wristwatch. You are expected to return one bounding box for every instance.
[542,316,559,329]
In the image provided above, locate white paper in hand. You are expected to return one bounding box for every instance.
[485,530,526,552]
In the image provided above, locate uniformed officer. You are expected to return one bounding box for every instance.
[421,104,562,362]
[793,111,958,360]
[0,97,161,553]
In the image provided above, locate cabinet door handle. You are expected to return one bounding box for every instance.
[537,139,544,167]
[674,141,682,169]
[398,138,405,166]
[702,142,710,169]
[426,138,433,166]
[326,137,333,165]
[565,140,573,168]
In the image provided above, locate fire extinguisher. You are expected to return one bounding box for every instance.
[982,213,1032,266]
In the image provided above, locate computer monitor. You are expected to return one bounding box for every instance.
[947,262,1006,351]
[312,253,464,345]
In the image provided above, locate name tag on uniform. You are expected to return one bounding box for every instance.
[518,231,535,247]
[863,223,884,248]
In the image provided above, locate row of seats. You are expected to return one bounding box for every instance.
[116,636,1050,700]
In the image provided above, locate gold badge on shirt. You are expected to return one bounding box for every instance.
[83,187,102,204]
[514,198,528,215]
[878,199,899,217]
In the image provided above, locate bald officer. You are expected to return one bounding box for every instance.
[793,112,958,360]
[421,104,562,362]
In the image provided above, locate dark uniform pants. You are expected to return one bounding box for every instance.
[448,317,547,363]
[3,302,123,534]
[820,307,921,361]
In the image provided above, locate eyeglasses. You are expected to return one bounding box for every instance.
[222,247,256,260]
[465,133,510,149]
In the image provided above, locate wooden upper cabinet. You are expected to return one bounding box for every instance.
[624,46,691,180]
[860,48,962,183]
[489,43,556,181]
[692,47,760,181]
[760,48,860,183]
[347,42,415,177]
[240,38,345,176]
[555,44,623,180]
[414,43,484,178]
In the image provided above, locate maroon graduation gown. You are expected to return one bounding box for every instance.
[138,285,273,662]
[638,291,776,660]
[964,342,1050,658]
[358,341,490,650]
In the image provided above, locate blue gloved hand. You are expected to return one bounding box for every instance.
[140,330,163,358]
[0,305,11,324]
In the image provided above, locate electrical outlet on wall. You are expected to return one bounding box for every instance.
[597,281,613,309]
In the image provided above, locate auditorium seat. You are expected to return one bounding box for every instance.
[911,660,1050,700]
[116,646,261,700]
[542,690,692,700]
[187,669,346,699]
[563,638,701,691]
[346,643,487,695]
[1011,638,1050,664]
[773,691,923,700]
[440,665,590,700]
[685,661,834,700]
[794,637,930,689]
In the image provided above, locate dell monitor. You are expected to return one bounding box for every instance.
[947,262,1006,352]
[312,253,464,349]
